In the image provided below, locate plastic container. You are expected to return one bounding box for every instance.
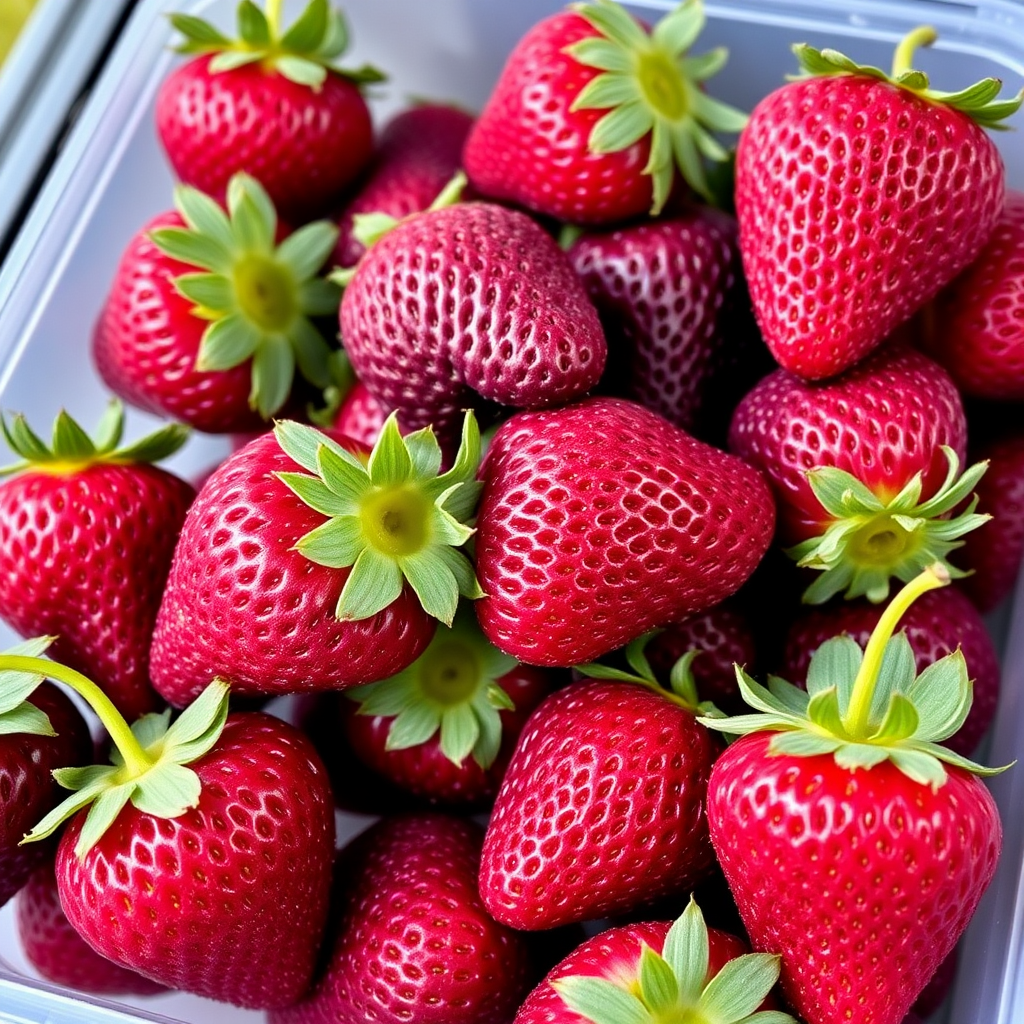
[1,0,1023,1021]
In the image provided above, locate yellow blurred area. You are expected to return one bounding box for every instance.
[0,0,38,67]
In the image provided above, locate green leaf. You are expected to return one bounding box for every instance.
[209,49,266,73]
[315,8,348,59]
[765,676,810,716]
[277,471,355,518]
[0,636,54,715]
[670,122,709,202]
[336,545,404,620]
[689,89,749,133]
[806,636,863,701]
[926,742,1012,777]
[652,0,704,57]
[175,272,234,312]
[52,410,96,460]
[435,546,485,600]
[471,698,504,769]
[682,47,728,82]
[131,762,202,818]
[276,419,341,474]
[735,666,800,718]
[113,423,190,465]
[0,703,55,737]
[295,516,364,568]
[439,703,480,765]
[368,414,413,487]
[662,895,708,1005]
[405,428,443,480]
[832,741,892,773]
[668,650,701,706]
[387,702,442,749]
[169,13,230,48]
[401,550,460,626]
[430,503,475,548]
[553,975,654,1024]
[807,688,846,735]
[2,413,50,463]
[437,479,483,524]
[196,314,261,372]
[237,0,270,46]
[806,466,884,516]
[22,780,112,846]
[275,55,328,88]
[565,36,634,73]
[349,674,417,717]
[299,277,342,316]
[74,783,135,860]
[571,72,641,111]
[150,226,232,274]
[351,212,400,249]
[432,411,481,491]
[161,679,230,763]
[637,945,678,1014]
[289,318,333,390]
[174,185,235,250]
[129,710,172,753]
[888,748,947,790]
[906,652,970,742]
[250,337,296,418]
[702,712,796,736]
[589,101,654,153]
[574,0,648,49]
[741,1013,799,1024]
[768,731,843,757]
[230,184,275,253]
[277,220,339,280]
[317,443,372,505]
[280,0,329,52]
[699,953,782,1021]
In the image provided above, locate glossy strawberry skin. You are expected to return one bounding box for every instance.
[56,713,335,1009]
[0,462,195,720]
[708,733,1002,1024]
[332,380,390,448]
[271,814,532,1024]
[728,346,966,545]
[474,397,775,666]
[464,12,652,225]
[149,432,435,706]
[781,587,999,756]
[17,861,164,996]
[924,190,1024,400]
[93,213,266,434]
[335,104,474,267]
[0,685,91,910]
[340,202,606,441]
[156,57,372,223]
[959,433,1024,611]
[737,75,1004,379]
[480,679,719,930]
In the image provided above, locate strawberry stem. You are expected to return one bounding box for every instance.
[842,564,949,738]
[266,0,283,37]
[0,655,153,777]
[891,25,937,78]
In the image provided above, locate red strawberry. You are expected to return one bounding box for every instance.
[700,566,1005,1024]
[515,897,791,1024]
[0,642,91,909]
[332,379,390,447]
[474,397,774,666]
[728,346,986,604]
[16,861,164,996]
[736,30,1016,380]
[782,587,999,755]
[93,174,341,432]
[335,104,474,267]
[271,814,532,1024]
[338,200,607,442]
[479,671,720,930]
[150,412,483,705]
[156,0,381,222]
[464,0,746,223]
[0,404,193,719]
[923,190,1024,400]
[958,432,1024,611]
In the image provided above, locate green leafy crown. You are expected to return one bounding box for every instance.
[170,0,385,89]
[274,411,484,625]
[150,172,342,420]
[553,895,796,1024]
[1,400,188,477]
[786,446,990,605]
[564,0,747,212]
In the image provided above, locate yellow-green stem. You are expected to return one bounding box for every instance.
[0,655,153,777]
[266,0,284,38]
[843,565,949,737]
[892,25,938,78]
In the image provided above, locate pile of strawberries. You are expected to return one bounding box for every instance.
[2,1,1024,1022]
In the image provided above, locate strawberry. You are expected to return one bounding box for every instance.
[699,566,1005,1024]
[150,412,483,705]
[157,0,382,223]
[337,198,607,443]
[736,29,1018,380]
[335,104,474,267]
[1,651,336,1010]
[479,645,721,930]
[332,380,390,448]
[93,174,341,432]
[463,0,746,223]
[912,946,957,1018]
[0,403,193,719]
[16,861,164,996]
[728,346,988,604]
[0,639,91,909]
[343,607,554,805]
[922,190,1024,400]
[782,587,999,756]
[270,813,532,1024]
[958,432,1024,611]
[515,897,793,1024]
[474,397,774,666]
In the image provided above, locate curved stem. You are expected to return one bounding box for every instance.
[0,655,153,777]
[843,565,949,738]
[892,25,938,78]
[266,0,284,39]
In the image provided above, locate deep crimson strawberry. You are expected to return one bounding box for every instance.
[0,404,193,719]
[923,190,1024,400]
[271,814,532,1024]
[464,0,745,223]
[16,861,164,996]
[335,104,474,267]
[736,31,1015,380]
[480,675,719,930]
[332,379,390,447]
[782,587,999,755]
[157,1,380,222]
[474,397,774,666]
[729,346,986,604]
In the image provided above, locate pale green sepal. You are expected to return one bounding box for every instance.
[275,55,328,88]
[250,337,295,417]
[652,0,704,56]
[700,713,798,735]
[196,314,261,371]
[438,480,484,525]
[765,676,810,716]
[907,652,970,741]
[280,0,328,50]
[871,633,917,720]
[175,272,234,312]
[572,72,642,111]
[579,663,654,683]
[922,742,1012,778]
[701,954,782,1021]
[75,784,135,860]
[437,546,486,600]
[871,692,919,743]
[806,636,862,701]
[169,13,230,51]
[768,731,843,757]
[471,698,504,769]
[368,414,413,486]
[128,710,172,753]
[209,49,265,73]
[0,704,56,737]
[552,976,654,1024]
[299,277,342,316]
[277,221,340,280]
[149,226,232,274]
[175,185,234,248]
[565,37,633,74]
[277,471,358,518]
[22,775,117,845]
[485,680,516,710]
[317,442,373,506]
[590,101,652,153]
[427,170,468,213]
[275,419,360,475]
[637,945,677,1013]
[336,546,404,620]
[352,212,401,249]
[52,411,95,459]
[807,688,847,735]
[161,679,230,763]
[439,703,480,765]
[741,1013,801,1024]
[405,428,443,479]
[662,895,708,1004]
[295,516,364,568]
[290,319,334,390]
[668,650,701,705]
[401,550,460,626]
[624,631,658,679]
[572,0,648,48]
[237,0,270,46]
[832,742,892,772]
[387,703,442,750]
[130,762,202,818]
[0,636,55,722]
[888,748,947,790]
[349,675,418,718]
[735,666,800,718]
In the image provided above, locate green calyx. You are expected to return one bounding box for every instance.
[786,446,990,605]
[150,172,342,420]
[0,638,58,737]
[274,410,484,625]
[307,348,357,427]
[791,26,1023,129]
[564,0,747,211]
[698,566,1013,791]
[0,400,188,477]
[169,0,385,90]
[347,606,517,768]
[553,895,796,1024]
[0,647,230,860]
